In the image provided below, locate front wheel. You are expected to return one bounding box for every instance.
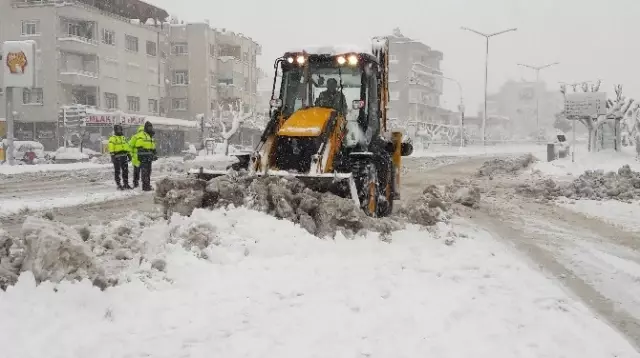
[355,162,379,217]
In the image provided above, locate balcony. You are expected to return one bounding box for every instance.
[59,69,99,87]
[217,82,242,100]
[58,18,98,54]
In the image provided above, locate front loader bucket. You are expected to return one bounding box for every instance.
[291,173,360,207]
[187,167,229,181]
[187,168,360,207]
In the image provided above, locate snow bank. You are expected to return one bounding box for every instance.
[0,190,143,217]
[0,162,110,175]
[0,208,638,357]
[412,143,546,158]
[52,147,100,161]
[517,165,640,202]
[477,154,537,177]
[534,147,640,179]
[155,174,406,238]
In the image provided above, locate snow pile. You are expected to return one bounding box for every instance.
[155,174,405,238]
[89,155,111,165]
[517,165,640,202]
[0,216,103,290]
[396,185,451,225]
[477,154,537,177]
[0,212,160,291]
[1,208,639,357]
[52,147,100,161]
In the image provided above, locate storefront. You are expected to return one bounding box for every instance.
[83,110,196,156]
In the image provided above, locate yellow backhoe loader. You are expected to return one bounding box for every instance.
[188,37,413,217]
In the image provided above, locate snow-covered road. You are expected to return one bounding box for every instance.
[2,207,638,358]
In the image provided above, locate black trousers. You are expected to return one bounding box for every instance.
[112,155,129,186]
[139,157,153,190]
[133,165,140,187]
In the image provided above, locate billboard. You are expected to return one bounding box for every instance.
[564,92,607,118]
[3,40,37,88]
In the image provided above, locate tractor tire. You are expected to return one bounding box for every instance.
[354,161,379,217]
[378,162,394,217]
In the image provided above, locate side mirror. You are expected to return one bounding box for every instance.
[352,100,365,110]
[270,98,282,108]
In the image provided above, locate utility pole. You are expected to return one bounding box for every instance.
[517,62,559,143]
[461,26,517,147]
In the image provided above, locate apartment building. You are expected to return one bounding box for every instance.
[166,22,262,121]
[0,0,169,146]
[386,28,444,124]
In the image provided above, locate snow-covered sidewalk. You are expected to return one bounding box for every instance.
[1,208,637,357]
[0,189,144,217]
[0,162,111,175]
[412,143,547,159]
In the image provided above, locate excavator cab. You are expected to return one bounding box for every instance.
[190,39,413,217]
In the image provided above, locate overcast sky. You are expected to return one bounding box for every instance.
[149,0,640,115]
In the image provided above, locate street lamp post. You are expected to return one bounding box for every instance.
[461,26,517,147]
[517,62,559,142]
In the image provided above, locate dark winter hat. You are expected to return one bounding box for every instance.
[144,121,155,135]
[113,124,123,135]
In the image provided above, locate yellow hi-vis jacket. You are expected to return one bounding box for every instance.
[108,135,130,156]
[129,126,156,167]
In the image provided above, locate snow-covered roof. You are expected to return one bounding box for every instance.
[287,45,369,56]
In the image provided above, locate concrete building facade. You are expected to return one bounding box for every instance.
[481,80,564,139]
[166,22,261,121]
[386,28,444,125]
[1,0,170,146]
[1,0,262,150]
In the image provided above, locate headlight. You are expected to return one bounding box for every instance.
[336,56,346,65]
[347,54,358,65]
[296,55,305,64]
[287,57,294,63]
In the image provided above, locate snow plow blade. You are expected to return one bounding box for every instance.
[187,167,360,207]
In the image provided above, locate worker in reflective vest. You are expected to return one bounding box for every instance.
[108,124,132,190]
[129,121,157,191]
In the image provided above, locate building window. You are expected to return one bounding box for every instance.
[209,72,216,87]
[125,35,139,52]
[146,41,157,56]
[209,44,216,57]
[127,96,140,112]
[102,29,115,45]
[104,93,118,109]
[171,42,188,55]
[148,99,158,113]
[389,91,400,101]
[23,88,43,104]
[172,98,188,111]
[21,20,40,36]
[172,70,189,85]
[242,52,248,62]
[389,54,398,62]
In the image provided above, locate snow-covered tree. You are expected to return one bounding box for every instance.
[561,81,634,152]
[217,100,253,155]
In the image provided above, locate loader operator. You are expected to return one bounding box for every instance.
[315,78,348,114]
[108,124,132,190]
[129,121,157,191]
